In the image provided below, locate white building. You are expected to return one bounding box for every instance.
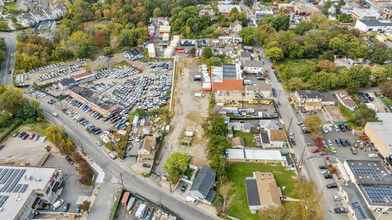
[147,43,156,58]
[351,7,380,20]
[0,166,64,220]
[242,60,263,74]
[355,19,392,32]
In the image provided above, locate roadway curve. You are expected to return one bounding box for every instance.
[24,95,216,220]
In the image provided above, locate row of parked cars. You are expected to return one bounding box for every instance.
[122,49,144,61]
[13,131,46,142]
[28,62,66,73]
[63,108,103,135]
[323,124,351,133]
[88,81,116,94]
[38,70,64,82]
[95,66,140,79]
[51,199,81,213]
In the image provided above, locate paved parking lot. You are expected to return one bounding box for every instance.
[43,155,91,213]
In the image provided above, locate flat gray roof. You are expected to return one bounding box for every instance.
[367,113,392,152]
[245,179,260,206]
[341,183,375,219]
[70,86,117,110]
[359,20,392,27]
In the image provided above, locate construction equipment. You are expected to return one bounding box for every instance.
[259,100,271,105]
[249,100,259,104]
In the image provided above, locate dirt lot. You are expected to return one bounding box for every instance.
[325,106,347,122]
[25,53,150,86]
[0,135,57,166]
[155,58,210,172]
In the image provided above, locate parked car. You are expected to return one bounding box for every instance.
[29,133,35,140]
[333,196,342,201]
[291,138,296,146]
[334,208,348,213]
[51,199,64,210]
[142,164,151,168]
[333,125,340,132]
[326,183,338,189]
[76,204,81,213]
[319,165,328,169]
[321,170,330,175]
[351,147,357,155]
[324,174,332,179]
[0,144,5,150]
[345,140,351,146]
[181,184,188,192]
[13,131,20,137]
[63,203,70,212]
[41,136,47,143]
[311,149,319,153]
[330,146,337,154]
[65,156,74,165]
[327,140,332,147]
[340,139,346,147]
[33,134,40,141]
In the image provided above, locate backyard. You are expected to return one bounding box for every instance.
[233,131,256,148]
[227,163,297,220]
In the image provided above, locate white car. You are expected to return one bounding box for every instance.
[96,141,102,146]
[333,195,342,201]
[368,154,378,158]
[327,140,333,147]
[321,170,330,175]
[323,127,329,133]
[328,126,333,132]
[52,199,64,210]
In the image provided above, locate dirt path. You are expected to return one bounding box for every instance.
[156,57,210,172]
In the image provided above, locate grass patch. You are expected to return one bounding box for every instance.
[233,131,256,148]
[262,2,272,6]
[383,97,392,106]
[25,120,52,135]
[227,163,297,220]
[221,57,233,64]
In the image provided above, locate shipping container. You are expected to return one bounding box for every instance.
[126,197,136,211]
[121,192,130,206]
[135,204,146,218]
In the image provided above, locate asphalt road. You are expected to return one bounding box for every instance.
[0,32,17,85]
[256,46,348,220]
[24,94,216,220]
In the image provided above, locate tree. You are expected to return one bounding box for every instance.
[209,154,229,182]
[219,182,237,214]
[309,71,335,91]
[314,60,336,73]
[372,48,392,64]
[239,27,256,45]
[293,21,313,35]
[323,0,332,9]
[153,8,162,17]
[163,152,190,183]
[203,46,213,59]
[0,21,9,31]
[304,115,323,138]
[345,65,371,93]
[287,77,303,91]
[11,16,17,23]
[190,47,196,56]
[81,200,91,212]
[265,47,283,61]
[338,13,353,23]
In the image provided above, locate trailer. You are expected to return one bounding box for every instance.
[121,192,130,206]
[135,203,146,219]
[184,131,194,137]
[126,197,136,211]
[194,93,204,97]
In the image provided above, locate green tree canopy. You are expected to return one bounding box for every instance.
[304,115,323,138]
[203,46,213,59]
[163,152,190,182]
[265,47,284,61]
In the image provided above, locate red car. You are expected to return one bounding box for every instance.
[311,149,319,153]
[29,133,35,140]
[271,66,274,69]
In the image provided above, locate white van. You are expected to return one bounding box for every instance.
[52,199,64,210]
[165,125,170,133]
[186,196,198,205]
[52,112,59,117]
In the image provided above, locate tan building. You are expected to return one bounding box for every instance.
[336,91,357,111]
[293,90,322,110]
[225,149,286,165]
[294,3,321,15]
[364,113,392,158]
[245,172,282,213]
[382,6,392,20]
[137,136,157,163]
[351,7,380,21]
[68,86,119,117]
[245,83,272,99]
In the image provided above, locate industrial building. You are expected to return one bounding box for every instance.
[0,165,63,220]
[364,113,392,159]
[211,64,244,91]
[225,149,287,165]
[148,43,156,58]
[68,86,120,117]
[71,71,96,84]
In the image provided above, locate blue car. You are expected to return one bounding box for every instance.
[335,139,342,147]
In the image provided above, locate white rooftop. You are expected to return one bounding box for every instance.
[217,4,241,13]
[225,149,285,161]
[367,113,392,150]
[0,166,56,220]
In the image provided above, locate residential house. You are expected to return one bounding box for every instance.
[232,137,245,148]
[259,120,282,131]
[351,7,380,20]
[245,172,282,213]
[42,8,57,20]
[137,136,157,163]
[17,12,36,27]
[336,91,357,111]
[217,4,241,17]
[293,90,323,110]
[199,9,215,17]
[294,3,321,15]
[253,3,274,22]
[245,83,272,99]
[233,33,242,43]
[340,5,354,15]
[228,121,251,132]
[226,149,287,165]
[328,5,336,14]
[240,51,252,61]
[242,60,263,74]
[16,0,37,11]
[31,8,49,23]
[354,19,392,32]
[189,166,216,205]
[51,3,68,18]
[382,6,392,20]
[364,113,392,158]
[261,130,286,149]
[278,3,294,13]
[230,20,242,33]
[320,92,336,106]
[33,20,56,40]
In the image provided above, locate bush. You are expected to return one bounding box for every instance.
[0,120,22,143]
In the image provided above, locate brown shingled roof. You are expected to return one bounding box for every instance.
[269,130,286,142]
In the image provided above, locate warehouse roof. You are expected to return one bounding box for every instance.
[69,86,118,110]
[225,149,285,161]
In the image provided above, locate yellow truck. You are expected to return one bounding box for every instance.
[249,100,259,104]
